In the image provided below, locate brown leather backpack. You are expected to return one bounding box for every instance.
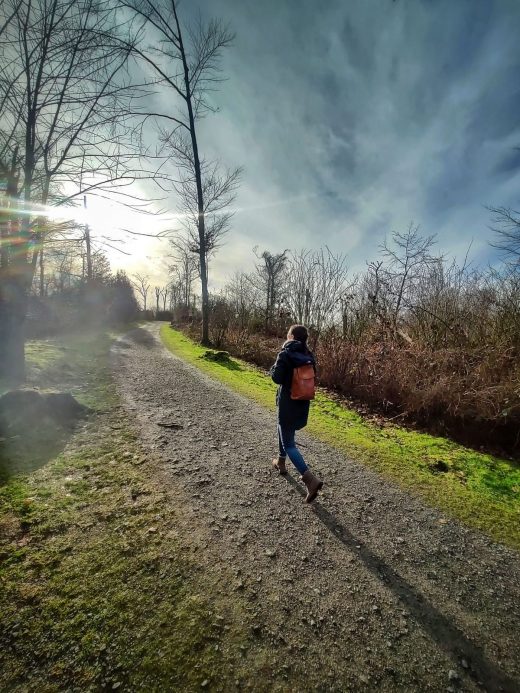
[290,363,315,400]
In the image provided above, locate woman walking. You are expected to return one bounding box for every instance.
[270,324,323,503]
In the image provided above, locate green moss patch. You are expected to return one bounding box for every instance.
[26,339,66,371]
[0,436,240,690]
[161,325,520,549]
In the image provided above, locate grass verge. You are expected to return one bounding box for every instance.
[161,325,520,550]
[0,330,251,691]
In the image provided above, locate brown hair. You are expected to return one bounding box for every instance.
[287,324,308,344]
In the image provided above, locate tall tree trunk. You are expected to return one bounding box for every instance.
[0,169,30,385]
[2,101,39,385]
[84,198,92,281]
[35,207,48,297]
[0,212,29,385]
[173,3,210,345]
[0,289,27,385]
[39,248,44,296]
[199,254,210,345]
[265,281,270,332]
[85,225,93,281]
[0,199,9,271]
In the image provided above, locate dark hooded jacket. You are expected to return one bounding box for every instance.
[270,340,316,430]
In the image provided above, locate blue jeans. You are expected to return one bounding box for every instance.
[278,425,308,475]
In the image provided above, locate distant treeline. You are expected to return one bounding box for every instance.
[27,248,139,336]
[36,223,520,453]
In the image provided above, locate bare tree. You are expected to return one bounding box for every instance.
[406,255,475,348]
[169,235,198,308]
[486,265,520,346]
[224,271,260,332]
[379,224,438,334]
[285,247,350,341]
[154,285,161,313]
[131,272,151,311]
[0,0,144,382]
[40,240,83,294]
[161,285,169,311]
[168,277,182,312]
[252,248,289,331]
[122,0,241,344]
[489,206,520,267]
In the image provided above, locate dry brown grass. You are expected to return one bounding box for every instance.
[184,323,520,456]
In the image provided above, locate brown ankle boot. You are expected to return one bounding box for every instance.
[301,470,323,503]
[272,456,287,475]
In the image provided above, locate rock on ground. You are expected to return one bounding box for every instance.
[0,389,88,433]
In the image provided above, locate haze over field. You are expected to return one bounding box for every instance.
[92,0,520,284]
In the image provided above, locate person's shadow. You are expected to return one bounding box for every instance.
[284,474,518,693]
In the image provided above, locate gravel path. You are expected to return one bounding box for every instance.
[112,324,520,692]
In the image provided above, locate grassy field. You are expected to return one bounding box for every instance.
[161,325,520,549]
[0,331,257,691]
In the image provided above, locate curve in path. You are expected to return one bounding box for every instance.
[113,324,520,692]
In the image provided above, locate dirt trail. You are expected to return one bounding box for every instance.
[112,324,520,692]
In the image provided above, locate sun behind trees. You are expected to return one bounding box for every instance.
[0,0,241,382]
[0,0,147,382]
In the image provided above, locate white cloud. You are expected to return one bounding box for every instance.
[114,0,520,288]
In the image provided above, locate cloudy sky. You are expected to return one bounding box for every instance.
[103,0,520,286]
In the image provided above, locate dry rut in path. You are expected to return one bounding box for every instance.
[112,324,520,692]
